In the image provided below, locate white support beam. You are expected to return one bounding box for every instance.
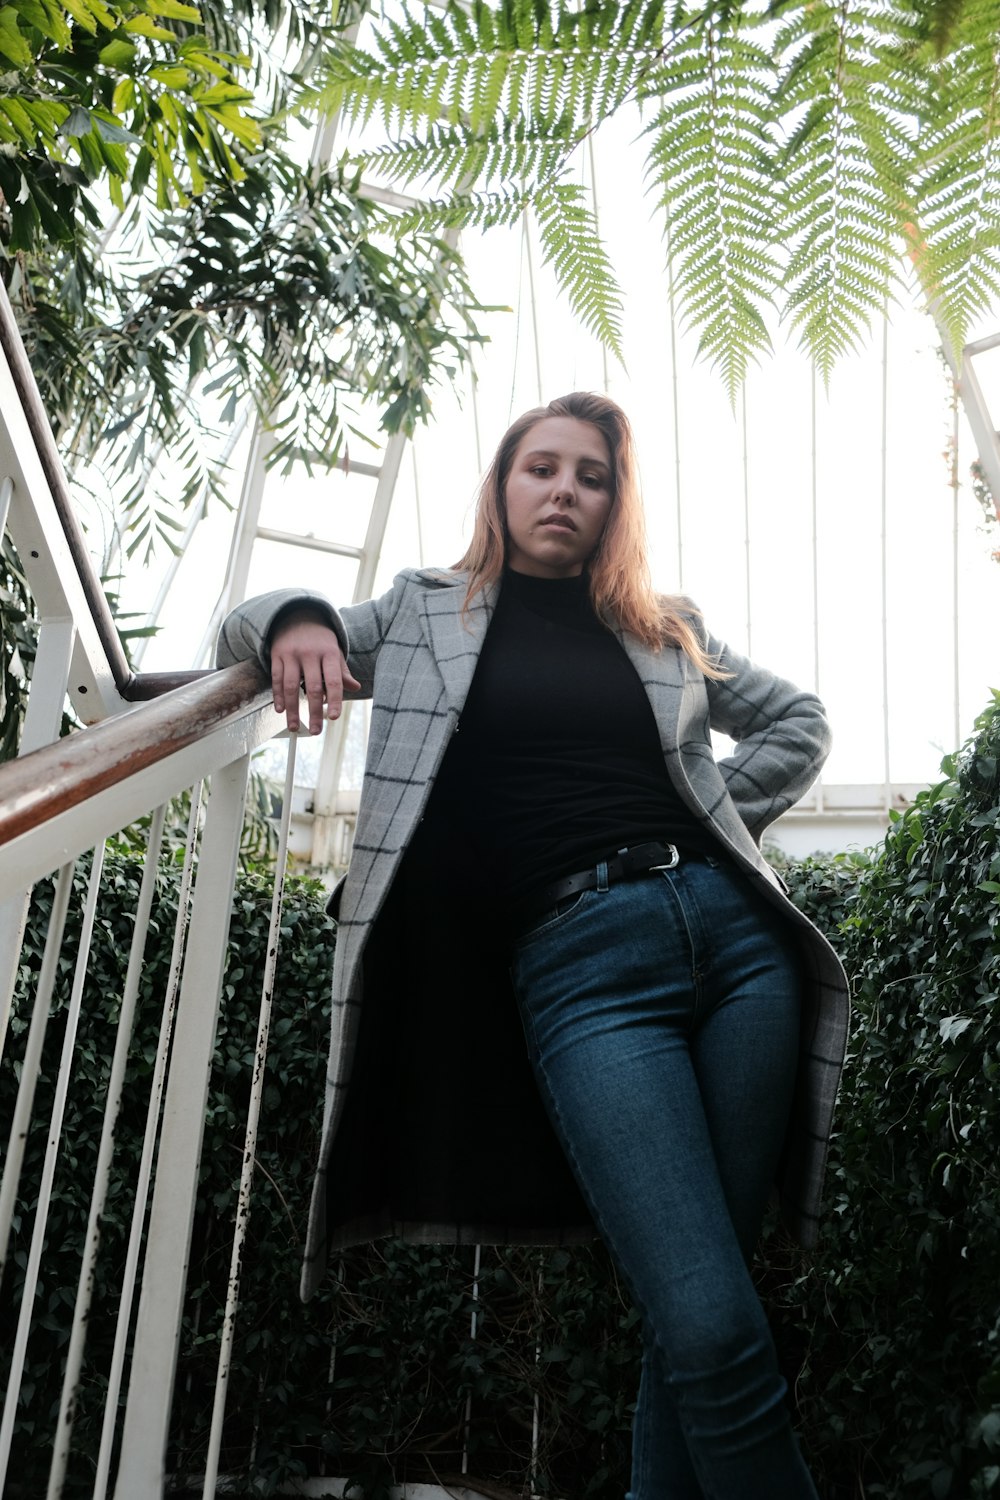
[934,320,1000,511]
[0,378,122,722]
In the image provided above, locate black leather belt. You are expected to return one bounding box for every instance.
[514,840,693,929]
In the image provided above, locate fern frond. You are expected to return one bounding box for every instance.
[773,0,909,381]
[906,0,1000,353]
[308,0,669,140]
[353,120,573,194]
[375,184,536,238]
[644,19,779,402]
[532,181,625,360]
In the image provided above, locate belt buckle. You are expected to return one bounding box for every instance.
[648,843,680,871]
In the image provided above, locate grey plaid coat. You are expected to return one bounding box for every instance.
[219,567,849,1301]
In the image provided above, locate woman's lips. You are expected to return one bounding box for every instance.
[540,515,577,531]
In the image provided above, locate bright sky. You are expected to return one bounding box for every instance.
[128,105,999,794]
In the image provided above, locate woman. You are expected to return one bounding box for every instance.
[218,392,849,1499]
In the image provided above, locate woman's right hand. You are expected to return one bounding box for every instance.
[269,610,361,735]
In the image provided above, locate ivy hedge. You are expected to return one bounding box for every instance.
[767,690,1000,1500]
[3,691,1000,1499]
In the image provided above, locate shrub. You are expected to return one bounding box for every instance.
[769,691,1000,1499]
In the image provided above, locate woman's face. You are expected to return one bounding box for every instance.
[503,416,614,578]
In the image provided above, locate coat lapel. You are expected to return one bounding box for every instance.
[418,574,499,716]
[614,625,689,757]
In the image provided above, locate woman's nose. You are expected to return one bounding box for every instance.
[552,470,576,503]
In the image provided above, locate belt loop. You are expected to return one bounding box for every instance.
[596,859,609,892]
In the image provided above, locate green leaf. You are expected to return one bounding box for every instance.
[92,113,142,146]
[0,6,34,69]
[8,0,70,48]
[98,36,137,68]
[144,0,201,17]
[125,13,179,40]
[63,0,116,29]
[59,105,92,138]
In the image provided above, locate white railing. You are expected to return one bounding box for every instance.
[0,658,297,1499]
[0,272,319,1498]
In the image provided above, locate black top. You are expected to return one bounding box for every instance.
[402,568,719,917]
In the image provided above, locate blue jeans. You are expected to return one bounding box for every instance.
[509,855,818,1500]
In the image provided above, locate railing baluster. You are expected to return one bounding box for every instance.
[461,1243,482,1476]
[93,787,204,1500]
[0,616,76,1070]
[202,735,298,1499]
[0,861,75,1276]
[47,806,168,1499]
[113,757,250,1500]
[0,844,106,1496]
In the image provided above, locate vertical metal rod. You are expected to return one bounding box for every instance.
[951,389,961,750]
[469,362,483,475]
[0,893,31,1072]
[587,137,610,395]
[113,759,250,1500]
[93,787,204,1500]
[321,1257,346,1478]
[0,844,106,1498]
[665,218,684,590]
[810,364,821,693]
[0,863,75,1275]
[530,1253,544,1499]
[201,738,298,1499]
[880,311,892,807]
[741,386,752,656]
[46,808,168,1500]
[412,443,425,569]
[522,213,544,405]
[460,1242,482,1474]
[810,364,824,814]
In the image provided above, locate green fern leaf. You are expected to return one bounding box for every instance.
[533,181,625,361]
[905,0,1000,352]
[773,0,906,381]
[644,19,779,400]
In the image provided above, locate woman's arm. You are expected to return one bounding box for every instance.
[703,629,831,843]
[216,572,419,733]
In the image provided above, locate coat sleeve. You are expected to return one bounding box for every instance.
[701,625,831,842]
[214,572,418,698]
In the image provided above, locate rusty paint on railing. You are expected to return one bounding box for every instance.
[0,659,269,846]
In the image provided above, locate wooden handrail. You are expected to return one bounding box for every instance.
[0,659,270,846]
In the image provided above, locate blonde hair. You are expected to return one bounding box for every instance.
[454,391,725,673]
